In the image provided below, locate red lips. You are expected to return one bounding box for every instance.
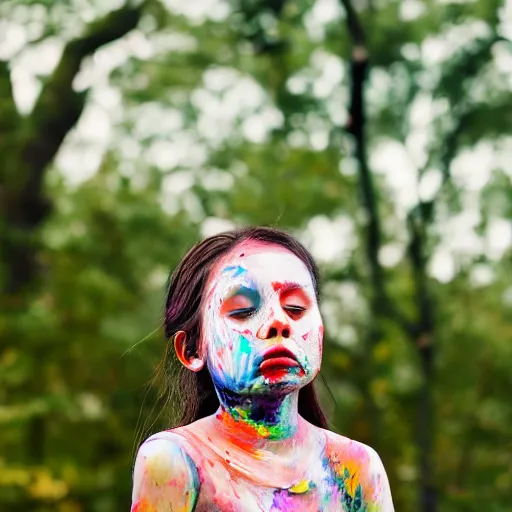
[259,346,300,374]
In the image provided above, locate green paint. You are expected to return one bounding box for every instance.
[239,334,252,355]
[230,406,293,440]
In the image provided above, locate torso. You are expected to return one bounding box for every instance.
[150,420,385,512]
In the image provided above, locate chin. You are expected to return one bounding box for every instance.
[246,370,313,393]
[213,367,319,398]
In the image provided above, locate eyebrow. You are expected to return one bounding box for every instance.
[271,281,307,293]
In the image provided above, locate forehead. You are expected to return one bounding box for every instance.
[211,240,314,288]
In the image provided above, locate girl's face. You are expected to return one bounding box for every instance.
[202,240,323,397]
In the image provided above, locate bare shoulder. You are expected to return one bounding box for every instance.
[320,428,395,511]
[322,429,383,469]
[131,431,200,512]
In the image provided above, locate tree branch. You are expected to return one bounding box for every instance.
[1,3,146,297]
[341,0,414,334]
[339,0,366,48]
[342,2,380,299]
[22,3,145,184]
[0,59,20,136]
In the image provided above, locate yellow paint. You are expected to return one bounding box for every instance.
[253,449,265,461]
[145,453,174,487]
[344,469,359,496]
[289,479,309,494]
[257,424,270,437]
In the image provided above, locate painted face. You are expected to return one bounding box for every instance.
[202,240,324,397]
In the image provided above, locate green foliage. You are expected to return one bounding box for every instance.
[1,0,511,511]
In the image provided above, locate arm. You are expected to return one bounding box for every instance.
[131,437,200,512]
[367,446,394,512]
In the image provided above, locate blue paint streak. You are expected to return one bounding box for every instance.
[223,265,247,277]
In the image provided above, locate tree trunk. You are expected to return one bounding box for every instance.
[340,2,438,510]
[0,4,146,501]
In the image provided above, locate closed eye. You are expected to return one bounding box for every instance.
[221,286,260,320]
[227,307,257,320]
[283,305,306,320]
[280,287,310,320]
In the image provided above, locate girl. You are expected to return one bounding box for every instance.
[131,226,394,511]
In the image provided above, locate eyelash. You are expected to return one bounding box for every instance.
[227,307,256,320]
[228,305,306,321]
[283,305,306,318]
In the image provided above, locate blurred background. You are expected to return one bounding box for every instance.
[1,0,511,511]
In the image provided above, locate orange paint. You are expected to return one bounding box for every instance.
[131,498,156,512]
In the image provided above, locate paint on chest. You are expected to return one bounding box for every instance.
[199,478,371,512]
[198,460,374,512]
[198,479,322,512]
[270,480,320,510]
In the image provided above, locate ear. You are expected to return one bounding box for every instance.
[174,331,205,372]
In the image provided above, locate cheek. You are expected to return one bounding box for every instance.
[297,311,323,340]
[300,320,323,359]
[305,327,322,350]
[205,311,258,369]
[206,316,232,355]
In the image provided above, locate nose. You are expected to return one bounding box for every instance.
[256,309,291,339]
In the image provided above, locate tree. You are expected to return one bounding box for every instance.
[1,0,511,510]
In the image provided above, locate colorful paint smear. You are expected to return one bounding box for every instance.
[131,240,394,511]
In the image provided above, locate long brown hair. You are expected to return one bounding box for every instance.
[161,226,328,429]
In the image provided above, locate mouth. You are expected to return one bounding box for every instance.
[259,346,301,374]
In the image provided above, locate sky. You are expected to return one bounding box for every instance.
[1,0,511,285]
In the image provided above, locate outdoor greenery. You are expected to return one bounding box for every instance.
[1,0,511,511]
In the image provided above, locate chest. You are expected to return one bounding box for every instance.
[193,456,371,512]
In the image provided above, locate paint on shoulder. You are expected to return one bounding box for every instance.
[132,433,200,512]
[322,430,382,511]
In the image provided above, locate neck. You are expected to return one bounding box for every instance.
[214,388,302,444]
